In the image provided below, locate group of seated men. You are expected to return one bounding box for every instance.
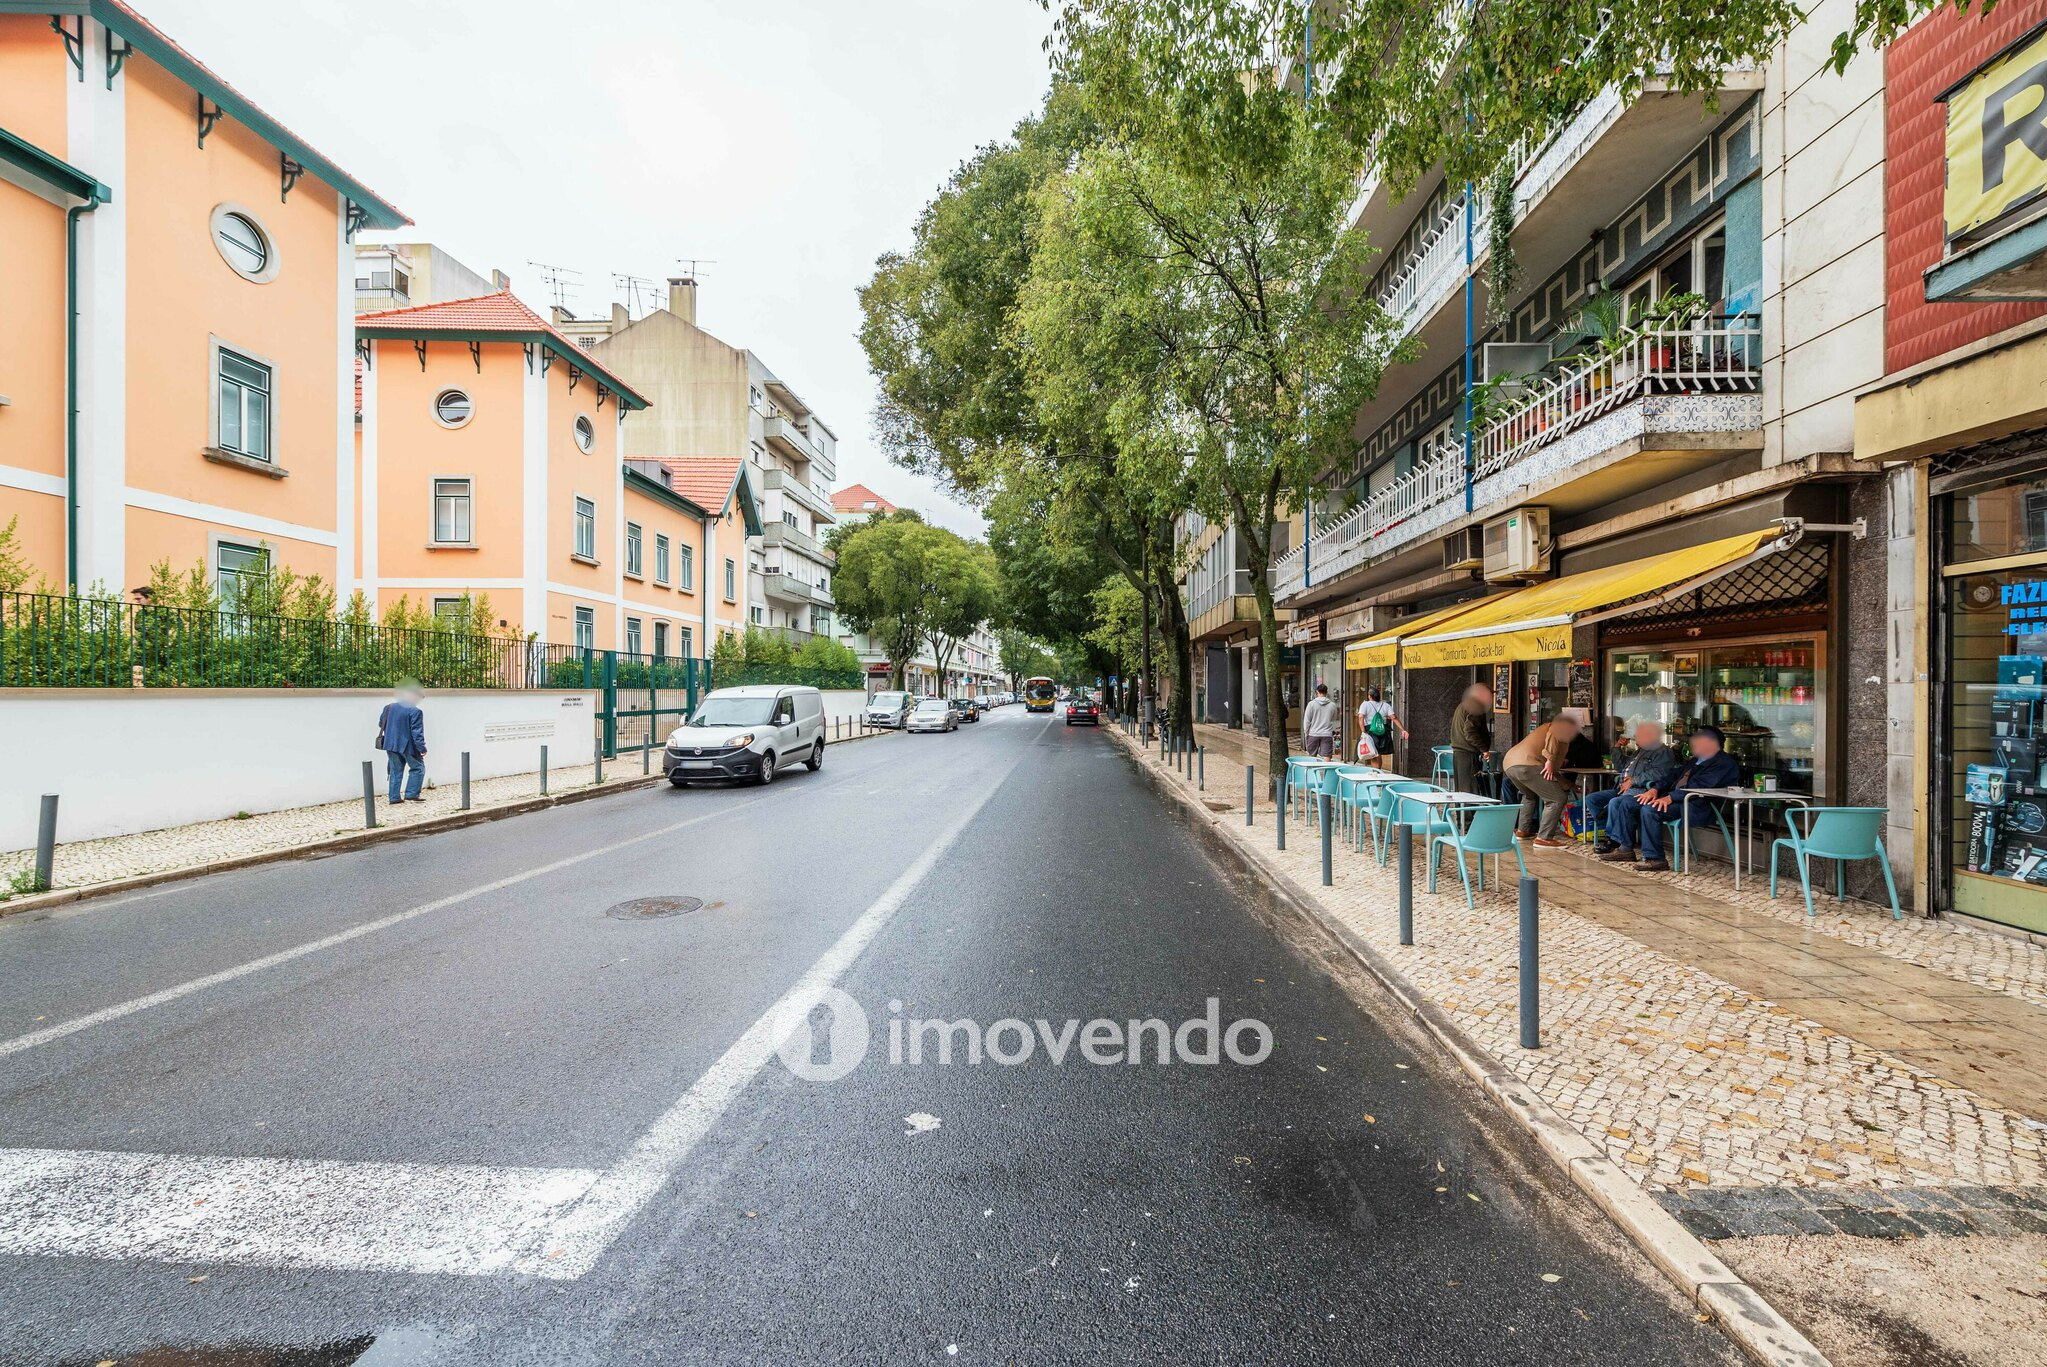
[1583,721,1742,872]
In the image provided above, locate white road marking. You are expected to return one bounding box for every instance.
[0,795,777,1060]
[0,1148,600,1275]
[0,740,1029,1278]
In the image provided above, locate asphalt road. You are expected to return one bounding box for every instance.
[0,705,1735,1366]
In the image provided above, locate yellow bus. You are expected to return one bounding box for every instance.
[1023,677,1056,713]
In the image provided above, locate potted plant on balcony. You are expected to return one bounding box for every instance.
[1642,292,1708,380]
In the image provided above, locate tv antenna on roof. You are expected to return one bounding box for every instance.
[612,272,660,317]
[526,260,582,311]
[673,256,718,280]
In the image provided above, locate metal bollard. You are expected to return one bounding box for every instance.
[460,752,471,811]
[33,794,58,892]
[1198,745,1205,791]
[1519,877,1541,1049]
[540,744,549,796]
[595,734,604,784]
[361,761,377,829]
[1245,764,1254,826]
[1277,784,1286,851]
[1320,794,1333,886]
[643,730,652,775]
[1397,826,1414,946]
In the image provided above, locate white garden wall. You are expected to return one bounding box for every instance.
[0,689,599,851]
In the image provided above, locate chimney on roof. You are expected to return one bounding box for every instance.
[611,302,629,330]
[668,276,697,325]
[491,269,512,291]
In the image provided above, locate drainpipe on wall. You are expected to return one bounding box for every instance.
[1462,182,1475,515]
[65,187,107,592]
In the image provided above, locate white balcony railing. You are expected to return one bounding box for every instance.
[1376,197,1467,327]
[1474,313,1762,479]
[1284,314,1764,596]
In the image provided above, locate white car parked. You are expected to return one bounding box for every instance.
[664,685,825,786]
[864,690,914,729]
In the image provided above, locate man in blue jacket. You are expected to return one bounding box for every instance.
[1601,725,1740,871]
[377,687,428,804]
[1591,720,1679,856]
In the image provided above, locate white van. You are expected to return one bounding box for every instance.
[664,685,825,786]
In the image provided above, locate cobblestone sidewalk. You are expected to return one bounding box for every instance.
[1124,725,2047,1198]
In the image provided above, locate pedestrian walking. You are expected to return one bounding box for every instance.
[1301,682,1339,759]
[376,685,428,805]
[1449,682,1494,794]
[1355,686,1408,770]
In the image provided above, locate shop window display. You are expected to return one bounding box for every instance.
[1948,568,2047,930]
[1605,640,1821,797]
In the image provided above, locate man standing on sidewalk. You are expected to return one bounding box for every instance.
[377,686,428,805]
[1449,682,1494,795]
[1301,682,1338,759]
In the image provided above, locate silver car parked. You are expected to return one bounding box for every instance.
[906,697,957,733]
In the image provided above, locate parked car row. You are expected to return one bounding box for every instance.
[863,690,1015,730]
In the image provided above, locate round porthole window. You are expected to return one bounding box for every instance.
[574,414,595,452]
[434,388,474,428]
[209,205,279,283]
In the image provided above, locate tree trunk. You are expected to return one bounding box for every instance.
[1246,554,1290,796]
[1152,552,1196,743]
[1138,540,1155,742]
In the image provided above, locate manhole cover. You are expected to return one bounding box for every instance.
[606,896,704,921]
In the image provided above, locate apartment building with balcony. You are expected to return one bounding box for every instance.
[353,241,506,314]
[585,277,840,644]
[1271,6,1908,895]
[0,1,405,598]
[1174,510,1294,732]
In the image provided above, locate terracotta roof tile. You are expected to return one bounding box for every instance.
[658,458,746,515]
[357,290,647,406]
[831,482,896,513]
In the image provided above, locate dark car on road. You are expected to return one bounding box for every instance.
[1065,695,1100,726]
[950,698,980,724]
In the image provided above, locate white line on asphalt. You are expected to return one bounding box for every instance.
[513,743,1029,1277]
[0,795,779,1060]
[0,738,1031,1278]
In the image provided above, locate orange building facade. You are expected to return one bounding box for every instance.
[0,2,405,597]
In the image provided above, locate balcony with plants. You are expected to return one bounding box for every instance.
[1278,294,1762,600]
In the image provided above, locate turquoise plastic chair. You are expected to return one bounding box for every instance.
[1768,807,1901,920]
[1282,756,1315,818]
[1360,779,1418,857]
[1430,746,1456,786]
[1295,760,1344,824]
[1376,781,1449,864]
[1330,764,1376,841]
[1428,802,1528,908]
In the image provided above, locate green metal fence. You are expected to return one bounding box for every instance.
[0,591,578,690]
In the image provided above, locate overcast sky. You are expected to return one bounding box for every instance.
[145,0,1055,538]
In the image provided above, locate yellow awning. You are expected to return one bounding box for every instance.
[1343,596,1504,669]
[1400,527,1794,669]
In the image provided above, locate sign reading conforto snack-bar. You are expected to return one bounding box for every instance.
[1943,24,2047,241]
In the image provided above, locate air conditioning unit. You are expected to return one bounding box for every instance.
[1441,526,1485,571]
[1482,507,1550,581]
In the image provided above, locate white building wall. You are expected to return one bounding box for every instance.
[1760,0,1889,465]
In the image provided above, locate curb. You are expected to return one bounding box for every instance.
[1103,723,1829,1367]
[1,728,894,919]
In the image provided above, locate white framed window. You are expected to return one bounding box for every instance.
[215,540,266,612]
[574,414,595,453]
[679,544,695,591]
[653,621,669,657]
[210,204,279,284]
[432,596,468,624]
[573,497,596,560]
[750,604,764,625]
[723,557,736,601]
[680,626,694,658]
[433,478,472,544]
[433,388,474,428]
[626,521,644,577]
[213,344,273,462]
[574,605,595,652]
[625,617,642,656]
[655,534,671,584]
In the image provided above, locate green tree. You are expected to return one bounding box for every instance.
[924,540,999,693]
[1047,1,1990,198]
[832,510,995,690]
[1017,85,1408,779]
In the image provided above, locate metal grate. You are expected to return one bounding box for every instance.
[1929,425,2047,483]
[1602,540,1830,638]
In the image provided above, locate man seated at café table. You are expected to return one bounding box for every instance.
[1600,725,1742,872]
[1590,721,1678,858]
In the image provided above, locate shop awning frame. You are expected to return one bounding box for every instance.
[1399,523,1807,668]
[1343,595,1508,669]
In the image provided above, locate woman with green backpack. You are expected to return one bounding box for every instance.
[1355,686,1408,770]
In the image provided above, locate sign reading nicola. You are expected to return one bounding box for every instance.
[1943,25,2047,241]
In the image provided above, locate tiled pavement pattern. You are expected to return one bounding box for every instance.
[0,758,648,897]
[1129,722,2047,1202]
[1658,1184,2047,1241]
